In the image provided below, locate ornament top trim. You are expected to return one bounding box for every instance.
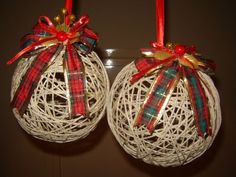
[131,43,215,84]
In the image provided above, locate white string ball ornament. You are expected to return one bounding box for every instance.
[107,62,221,166]
[11,49,109,143]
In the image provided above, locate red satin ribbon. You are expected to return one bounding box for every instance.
[155,0,164,47]
[65,0,73,25]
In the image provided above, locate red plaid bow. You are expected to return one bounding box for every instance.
[8,15,98,118]
[131,43,215,137]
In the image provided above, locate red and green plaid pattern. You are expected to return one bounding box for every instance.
[133,52,213,137]
[11,45,60,116]
[135,64,179,132]
[135,58,162,72]
[183,67,211,136]
[64,45,87,117]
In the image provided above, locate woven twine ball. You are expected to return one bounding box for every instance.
[11,49,109,143]
[107,61,221,166]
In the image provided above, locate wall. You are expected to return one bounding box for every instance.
[0,0,235,177]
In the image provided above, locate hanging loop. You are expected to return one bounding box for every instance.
[154,0,165,47]
[65,0,73,25]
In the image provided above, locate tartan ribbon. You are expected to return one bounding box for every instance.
[7,14,98,117]
[131,44,214,137]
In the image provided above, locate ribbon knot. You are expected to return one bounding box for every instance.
[8,14,98,118]
[56,31,69,41]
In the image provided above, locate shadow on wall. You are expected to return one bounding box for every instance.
[24,116,109,156]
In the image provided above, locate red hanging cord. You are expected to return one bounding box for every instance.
[65,0,73,25]
[155,0,164,47]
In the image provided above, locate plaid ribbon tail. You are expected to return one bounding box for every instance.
[182,67,212,137]
[135,64,179,132]
[11,44,61,116]
[64,45,87,117]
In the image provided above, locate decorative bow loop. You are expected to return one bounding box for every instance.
[7,15,97,65]
[131,44,213,83]
[8,14,98,118]
[132,44,214,138]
